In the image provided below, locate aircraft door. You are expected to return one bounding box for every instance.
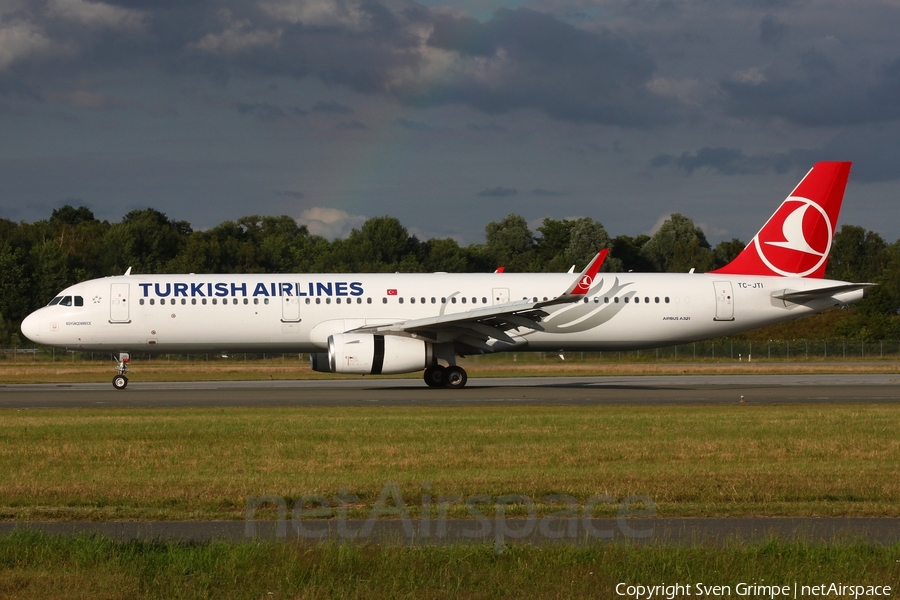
[713,281,734,321]
[282,296,301,322]
[110,283,130,323]
[492,288,509,305]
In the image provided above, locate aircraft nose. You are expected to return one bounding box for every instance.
[20,312,41,343]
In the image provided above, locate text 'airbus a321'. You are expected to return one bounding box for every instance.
[21,162,871,389]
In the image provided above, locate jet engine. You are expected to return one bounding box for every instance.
[310,333,431,375]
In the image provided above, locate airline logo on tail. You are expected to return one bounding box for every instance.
[710,161,851,278]
[756,196,832,277]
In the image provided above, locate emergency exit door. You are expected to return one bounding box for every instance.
[282,296,301,322]
[713,281,734,321]
[110,283,130,323]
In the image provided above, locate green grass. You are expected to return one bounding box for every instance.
[1,405,899,521]
[0,531,897,600]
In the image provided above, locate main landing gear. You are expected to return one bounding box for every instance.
[112,353,130,389]
[423,365,468,389]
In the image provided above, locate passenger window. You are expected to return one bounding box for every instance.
[431,298,436,304]
[264,298,269,305]
[461,298,467,304]
[367,298,372,304]
[192,299,197,305]
[382,298,387,304]
[48,297,62,306]
[441,298,446,304]
[645,297,650,303]
[614,297,619,303]
[75,296,84,307]
[410,298,415,304]
[336,298,342,304]
[202,299,207,305]
[665,297,670,303]
[140,299,145,305]
[182,299,187,305]
[583,298,589,303]
[326,298,331,304]
[243,298,248,305]
[150,299,155,306]
[624,297,630,303]
[481,297,487,304]
[316,298,321,304]
[212,299,217,305]
[451,297,457,304]
[399,298,404,304]
[304,298,308,304]
[634,297,639,303]
[655,297,659,303]
[422,298,427,304]
[604,297,609,303]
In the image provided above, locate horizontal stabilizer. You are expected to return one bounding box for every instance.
[771,283,874,304]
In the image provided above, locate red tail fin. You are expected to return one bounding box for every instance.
[710,161,851,278]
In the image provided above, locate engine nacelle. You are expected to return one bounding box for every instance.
[324,333,431,375]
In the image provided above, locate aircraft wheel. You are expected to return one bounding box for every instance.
[113,375,128,390]
[444,366,468,389]
[423,365,447,388]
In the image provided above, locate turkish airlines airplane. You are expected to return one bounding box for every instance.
[20,162,870,389]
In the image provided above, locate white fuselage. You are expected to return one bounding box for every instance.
[20,271,862,355]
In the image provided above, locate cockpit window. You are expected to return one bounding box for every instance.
[48,297,62,306]
[74,296,84,307]
[59,296,73,306]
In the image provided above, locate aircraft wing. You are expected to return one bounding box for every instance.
[771,283,875,304]
[349,250,608,351]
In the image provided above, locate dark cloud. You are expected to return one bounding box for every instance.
[478,186,518,197]
[720,53,900,127]
[420,8,672,125]
[649,147,801,175]
[235,102,286,120]
[336,119,367,130]
[468,123,506,132]
[311,101,353,114]
[395,118,431,130]
[235,102,306,121]
[650,140,900,183]
[0,1,676,126]
[274,190,304,199]
[759,14,787,48]
[530,188,568,197]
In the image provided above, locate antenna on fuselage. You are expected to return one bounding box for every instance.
[124,267,132,276]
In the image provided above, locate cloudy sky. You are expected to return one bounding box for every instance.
[2,0,900,244]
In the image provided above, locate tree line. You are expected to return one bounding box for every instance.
[1,205,898,347]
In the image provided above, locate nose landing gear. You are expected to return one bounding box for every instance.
[112,353,130,389]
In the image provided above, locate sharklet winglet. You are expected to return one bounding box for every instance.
[535,249,608,309]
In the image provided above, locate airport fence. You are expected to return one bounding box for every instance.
[2,339,900,364]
